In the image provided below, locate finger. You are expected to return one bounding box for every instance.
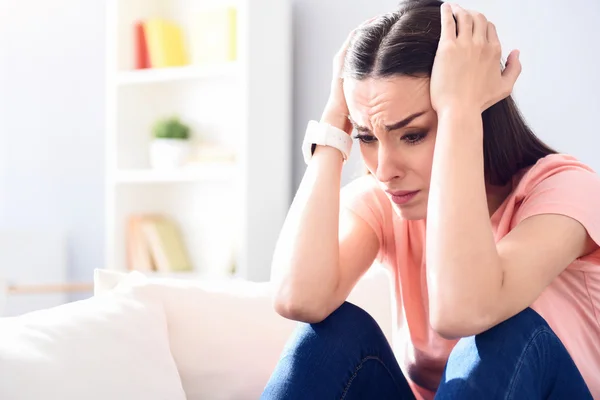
[451,4,473,40]
[359,16,378,27]
[487,21,500,45]
[335,17,378,76]
[342,16,377,52]
[339,28,358,55]
[440,2,456,41]
[471,11,488,44]
[502,49,522,91]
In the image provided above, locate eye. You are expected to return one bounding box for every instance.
[352,133,377,144]
[402,132,427,145]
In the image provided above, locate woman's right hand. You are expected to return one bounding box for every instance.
[321,18,376,135]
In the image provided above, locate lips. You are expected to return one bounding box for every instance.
[385,189,420,206]
[385,189,419,196]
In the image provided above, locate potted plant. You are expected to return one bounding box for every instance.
[149,116,192,169]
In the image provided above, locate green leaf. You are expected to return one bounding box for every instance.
[152,116,190,139]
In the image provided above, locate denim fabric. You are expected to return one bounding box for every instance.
[261,302,592,399]
[435,307,592,399]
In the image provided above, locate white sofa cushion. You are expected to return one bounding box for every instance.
[94,266,394,400]
[0,288,186,400]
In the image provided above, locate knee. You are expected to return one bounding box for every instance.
[449,308,553,361]
[319,301,381,333]
[500,307,548,330]
[287,302,385,352]
[478,307,550,343]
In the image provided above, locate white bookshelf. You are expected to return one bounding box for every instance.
[116,62,240,86]
[114,164,237,184]
[105,0,292,281]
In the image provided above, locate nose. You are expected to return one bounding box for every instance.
[375,143,403,183]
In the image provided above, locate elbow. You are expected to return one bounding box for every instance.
[429,301,493,340]
[274,299,328,324]
[429,314,468,340]
[272,284,329,324]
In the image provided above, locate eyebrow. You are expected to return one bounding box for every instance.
[348,111,428,133]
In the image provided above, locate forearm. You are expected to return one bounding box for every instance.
[426,109,502,332]
[271,145,344,310]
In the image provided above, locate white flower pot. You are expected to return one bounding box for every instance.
[149,138,191,169]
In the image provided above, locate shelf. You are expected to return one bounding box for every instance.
[116,63,240,86]
[112,164,237,184]
[106,0,292,281]
[134,270,240,282]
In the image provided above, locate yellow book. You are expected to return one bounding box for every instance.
[143,18,189,68]
[141,215,193,272]
[189,7,237,64]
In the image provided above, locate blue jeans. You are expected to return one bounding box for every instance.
[261,302,592,399]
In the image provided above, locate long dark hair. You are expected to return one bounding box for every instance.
[344,0,556,186]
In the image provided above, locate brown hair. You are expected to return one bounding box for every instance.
[344,0,556,186]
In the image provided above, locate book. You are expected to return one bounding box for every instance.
[143,18,189,68]
[126,215,155,272]
[134,21,150,69]
[189,6,237,65]
[139,214,193,272]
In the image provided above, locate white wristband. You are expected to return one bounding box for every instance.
[302,120,353,165]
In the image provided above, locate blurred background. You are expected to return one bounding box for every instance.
[0,0,598,316]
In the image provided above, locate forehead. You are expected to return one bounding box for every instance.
[344,76,431,126]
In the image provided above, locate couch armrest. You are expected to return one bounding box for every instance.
[93,269,128,295]
[94,265,394,400]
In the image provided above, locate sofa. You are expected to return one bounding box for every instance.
[0,266,394,400]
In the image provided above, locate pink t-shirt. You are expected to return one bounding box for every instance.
[341,153,600,399]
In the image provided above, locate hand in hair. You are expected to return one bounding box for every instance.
[321,17,377,135]
[430,3,522,116]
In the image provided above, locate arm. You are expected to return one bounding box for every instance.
[427,5,597,338]
[271,24,380,323]
[271,144,379,324]
[427,111,597,338]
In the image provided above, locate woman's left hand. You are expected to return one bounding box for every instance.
[430,3,522,116]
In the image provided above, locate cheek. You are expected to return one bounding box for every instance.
[422,140,435,169]
[357,137,436,179]
[419,137,436,180]
[358,145,378,172]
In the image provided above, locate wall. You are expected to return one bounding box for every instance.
[0,0,106,303]
[291,0,600,188]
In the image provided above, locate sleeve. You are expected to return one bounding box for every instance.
[513,165,600,249]
[340,175,392,263]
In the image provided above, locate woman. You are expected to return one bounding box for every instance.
[263,1,599,399]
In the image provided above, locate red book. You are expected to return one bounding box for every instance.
[134,21,150,69]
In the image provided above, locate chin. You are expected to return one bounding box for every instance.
[391,202,427,220]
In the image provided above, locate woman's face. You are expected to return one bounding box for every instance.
[344,76,438,220]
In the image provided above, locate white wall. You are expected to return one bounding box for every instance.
[291,0,600,188]
[0,0,105,303]
[291,0,396,188]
